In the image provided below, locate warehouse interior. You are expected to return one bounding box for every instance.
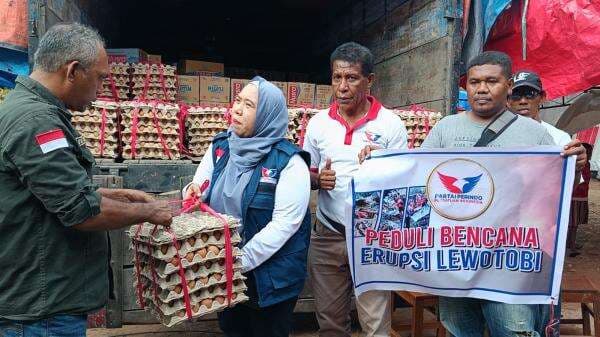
[86,0,361,83]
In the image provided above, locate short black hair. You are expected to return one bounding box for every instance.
[467,51,513,80]
[330,42,374,76]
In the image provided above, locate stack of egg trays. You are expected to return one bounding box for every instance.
[130,63,177,102]
[97,63,130,101]
[72,100,120,158]
[120,101,182,160]
[394,109,443,148]
[186,106,229,157]
[128,212,248,327]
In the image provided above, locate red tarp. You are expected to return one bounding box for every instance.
[485,0,600,99]
[0,0,28,51]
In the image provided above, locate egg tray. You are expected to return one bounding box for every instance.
[144,291,248,327]
[139,257,244,285]
[139,279,247,314]
[108,62,130,74]
[77,132,119,143]
[188,138,215,147]
[131,75,177,87]
[97,89,129,100]
[133,228,242,260]
[129,212,241,244]
[187,107,228,113]
[120,103,180,117]
[187,122,228,131]
[122,150,181,160]
[135,242,242,276]
[136,269,246,303]
[130,63,176,76]
[187,129,225,139]
[131,88,177,102]
[121,124,180,136]
[121,135,178,145]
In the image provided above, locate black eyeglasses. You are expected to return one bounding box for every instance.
[509,90,541,100]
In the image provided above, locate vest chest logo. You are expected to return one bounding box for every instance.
[260,167,278,184]
[215,147,225,161]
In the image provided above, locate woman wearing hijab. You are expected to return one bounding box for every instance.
[183,77,311,337]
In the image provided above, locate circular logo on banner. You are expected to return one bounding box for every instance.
[426,159,494,221]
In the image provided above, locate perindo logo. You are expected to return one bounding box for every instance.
[208,85,223,93]
[426,159,494,220]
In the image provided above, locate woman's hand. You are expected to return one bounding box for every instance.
[185,183,201,200]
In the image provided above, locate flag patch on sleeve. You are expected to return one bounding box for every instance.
[35,129,68,154]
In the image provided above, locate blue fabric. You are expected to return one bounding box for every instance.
[0,48,29,88]
[208,135,311,307]
[483,0,512,41]
[439,297,543,337]
[461,0,512,74]
[0,314,87,337]
[209,76,289,219]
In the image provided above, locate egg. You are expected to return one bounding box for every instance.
[201,298,213,308]
[160,244,169,254]
[171,256,180,267]
[196,248,207,258]
[201,233,209,242]
[213,273,223,281]
[174,285,182,294]
[192,304,200,313]
[177,310,186,317]
[187,237,196,247]
[215,296,225,304]
[185,252,195,262]
[232,293,238,300]
[207,245,220,256]
[200,277,209,285]
[191,264,200,273]
[205,261,213,269]
[218,259,225,266]
[213,231,222,241]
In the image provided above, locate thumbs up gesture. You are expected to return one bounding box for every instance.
[319,158,336,190]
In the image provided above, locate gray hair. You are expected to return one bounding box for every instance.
[33,23,105,72]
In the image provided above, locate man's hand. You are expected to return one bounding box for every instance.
[184,183,201,200]
[319,158,336,191]
[147,200,173,226]
[359,145,382,164]
[561,139,587,172]
[121,189,155,203]
[98,188,155,203]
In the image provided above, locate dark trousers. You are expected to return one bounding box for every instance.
[218,274,298,337]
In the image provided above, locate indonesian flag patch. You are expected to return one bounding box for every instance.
[35,129,69,154]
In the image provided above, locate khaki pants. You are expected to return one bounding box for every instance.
[308,220,391,337]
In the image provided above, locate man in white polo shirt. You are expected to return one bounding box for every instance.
[303,42,408,337]
[508,70,572,146]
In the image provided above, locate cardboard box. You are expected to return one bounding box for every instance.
[177,75,200,104]
[200,76,230,104]
[147,54,162,64]
[315,85,333,109]
[230,79,250,102]
[287,82,316,107]
[107,48,148,63]
[179,60,225,77]
[271,81,288,101]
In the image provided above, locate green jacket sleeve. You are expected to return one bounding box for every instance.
[2,111,102,227]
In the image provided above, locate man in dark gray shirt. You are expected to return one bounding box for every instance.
[422,51,586,337]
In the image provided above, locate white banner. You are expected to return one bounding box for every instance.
[345,147,575,304]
